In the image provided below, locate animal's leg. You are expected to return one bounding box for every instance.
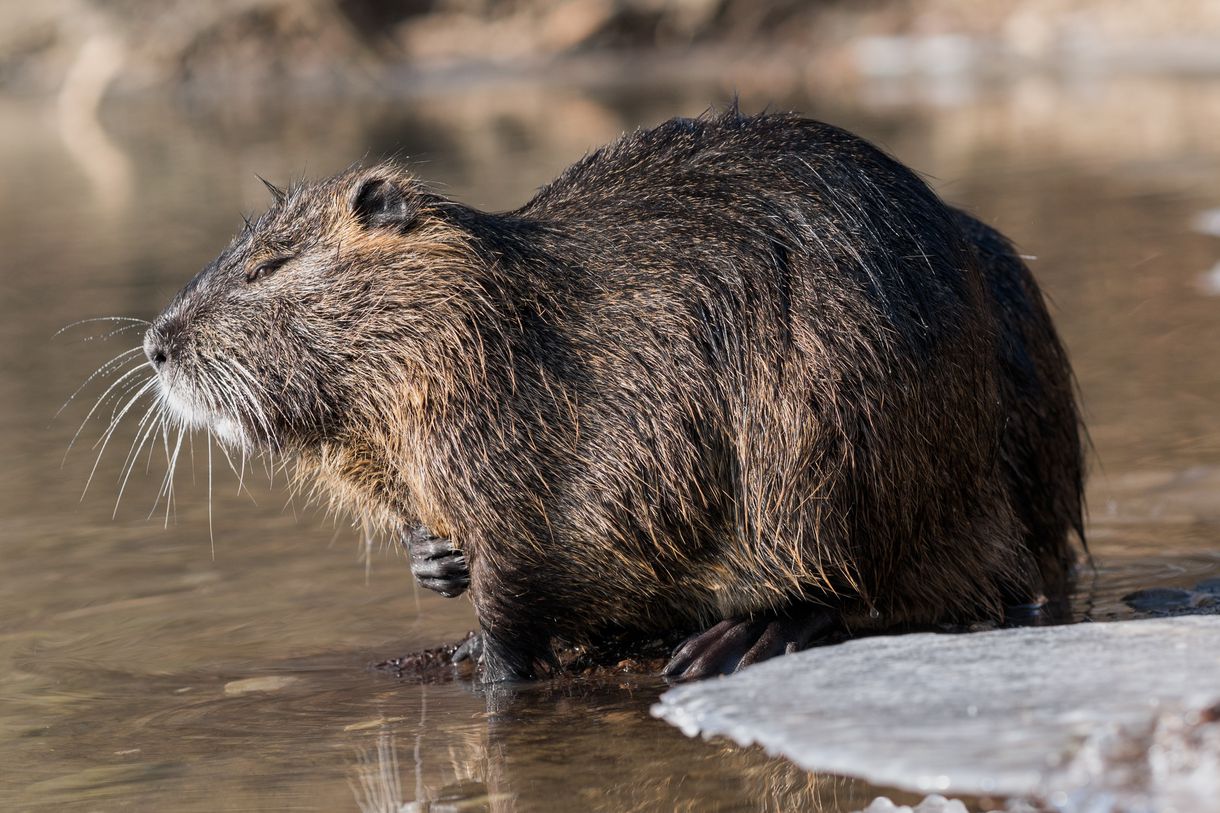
[662,602,838,681]
[472,627,551,683]
[402,524,470,598]
[467,574,556,683]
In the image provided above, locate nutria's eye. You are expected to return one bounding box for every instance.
[246,257,288,284]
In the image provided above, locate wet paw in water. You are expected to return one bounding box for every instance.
[1123,578,1220,614]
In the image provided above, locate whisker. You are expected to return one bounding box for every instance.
[202,369,247,468]
[144,405,167,475]
[53,316,150,338]
[81,376,156,500]
[240,449,249,499]
[158,406,173,472]
[223,360,281,477]
[205,365,247,438]
[113,399,163,518]
[116,396,160,484]
[57,348,145,426]
[92,323,152,342]
[207,429,215,561]
[91,374,156,451]
[227,360,277,441]
[64,361,150,459]
[149,404,179,519]
[153,425,186,527]
[187,424,196,487]
[193,363,262,515]
[212,429,256,503]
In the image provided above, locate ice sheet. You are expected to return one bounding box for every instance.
[652,616,1220,811]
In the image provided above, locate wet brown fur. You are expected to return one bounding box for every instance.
[148,108,1085,679]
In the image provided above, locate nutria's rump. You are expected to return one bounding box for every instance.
[144,107,1085,681]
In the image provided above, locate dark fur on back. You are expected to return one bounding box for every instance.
[148,108,1085,678]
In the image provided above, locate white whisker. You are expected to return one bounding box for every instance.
[93,323,152,342]
[227,359,276,442]
[207,429,215,561]
[212,429,256,503]
[183,416,197,488]
[113,399,161,517]
[53,316,150,339]
[91,374,155,452]
[55,346,144,422]
[154,425,186,527]
[81,376,156,500]
[63,358,150,460]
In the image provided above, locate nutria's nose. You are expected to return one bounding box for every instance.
[143,328,169,369]
[146,313,188,369]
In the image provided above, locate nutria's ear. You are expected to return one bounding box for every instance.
[351,177,420,231]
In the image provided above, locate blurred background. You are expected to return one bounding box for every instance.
[3,2,1220,811]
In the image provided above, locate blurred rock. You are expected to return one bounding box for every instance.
[6,1,1220,99]
[223,675,301,695]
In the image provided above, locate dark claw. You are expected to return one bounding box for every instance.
[662,603,836,681]
[402,525,470,598]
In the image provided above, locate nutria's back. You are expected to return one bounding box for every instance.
[145,108,1084,681]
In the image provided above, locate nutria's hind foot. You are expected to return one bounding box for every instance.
[450,632,483,663]
[662,603,837,681]
[403,525,469,598]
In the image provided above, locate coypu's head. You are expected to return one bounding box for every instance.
[143,164,475,457]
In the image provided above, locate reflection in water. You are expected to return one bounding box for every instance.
[346,679,887,813]
[2,74,1220,810]
[56,25,132,212]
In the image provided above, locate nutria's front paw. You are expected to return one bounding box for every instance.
[403,525,469,598]
[662,603,837,681]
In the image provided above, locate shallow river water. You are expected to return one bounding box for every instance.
[2,76,1220,811]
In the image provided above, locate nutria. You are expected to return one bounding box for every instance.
[141,107,1084,682]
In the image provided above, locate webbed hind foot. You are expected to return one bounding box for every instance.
[662,603,837,681]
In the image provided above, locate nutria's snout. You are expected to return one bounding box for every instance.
[143,317,196,424]
[143,325,168,370]
[142,310,249,447]
[143,306,190,371]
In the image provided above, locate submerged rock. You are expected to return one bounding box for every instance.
[222,675,300,696]
[652,616,1220,812]
[1123,579,1220,614]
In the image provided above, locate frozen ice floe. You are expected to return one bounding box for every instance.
[652,616,1220,812]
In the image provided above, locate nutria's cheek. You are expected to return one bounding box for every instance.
[154,368,204,427]
[148,351,256,449]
